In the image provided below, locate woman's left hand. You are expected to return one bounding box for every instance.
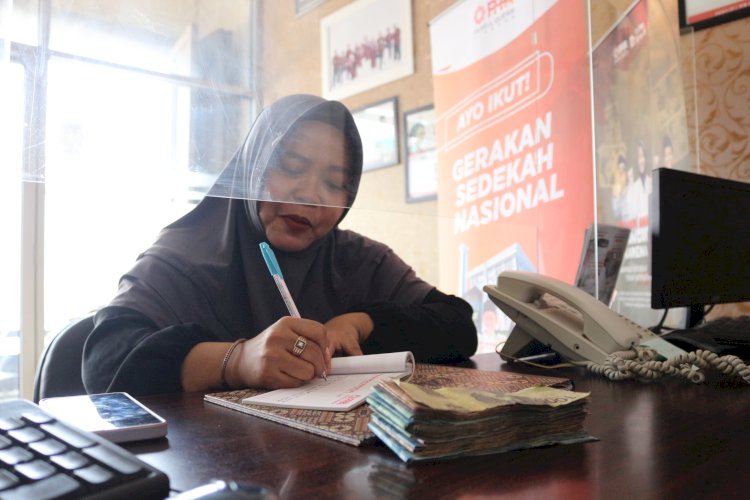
[324,312,374,357]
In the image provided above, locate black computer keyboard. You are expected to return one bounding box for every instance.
[663,315,750,360]
[0,399,169,500]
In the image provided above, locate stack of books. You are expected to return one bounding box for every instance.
[367,369,594,463]
[205,360,592,451]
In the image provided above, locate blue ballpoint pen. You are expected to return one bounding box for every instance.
[260,242,327,380]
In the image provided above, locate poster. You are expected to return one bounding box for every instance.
[430,0,594,352]
[592,0,691,327]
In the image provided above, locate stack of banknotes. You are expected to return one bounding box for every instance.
[367,379,595,463]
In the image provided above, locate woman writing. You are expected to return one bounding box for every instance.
[82,94,477,396]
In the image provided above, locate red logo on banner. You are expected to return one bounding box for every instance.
[474,5,486,24]
[475,0,514,26]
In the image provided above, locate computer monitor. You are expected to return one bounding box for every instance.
[650,168,750,326]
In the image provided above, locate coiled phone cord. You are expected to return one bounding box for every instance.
[582,347,750,384]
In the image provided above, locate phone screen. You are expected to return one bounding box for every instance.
[41,393,164,430]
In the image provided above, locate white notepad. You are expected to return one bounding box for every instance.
[242,351,415,411]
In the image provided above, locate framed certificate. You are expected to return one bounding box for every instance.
[679,0,750,31]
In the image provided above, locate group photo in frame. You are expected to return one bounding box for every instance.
[404,105,438,203]
[320,0,414,100]
[352,97,399,172]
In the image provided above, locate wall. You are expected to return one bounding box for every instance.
[683,19,750,318]
[685,20,750,181]
[258,1,750,310]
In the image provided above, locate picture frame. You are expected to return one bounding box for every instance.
[296,0,328,16]
[403,105,438,203]
[320,0,414,100]
[352,97,399,173]
[678,0,750,32]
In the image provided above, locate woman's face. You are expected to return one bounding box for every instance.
[259,120,350,252]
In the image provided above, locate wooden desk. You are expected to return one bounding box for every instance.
[125,353,750,499]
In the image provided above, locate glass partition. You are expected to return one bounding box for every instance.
[591,0,698,330]
[40,2,254,335]
[2,0,38,47]
[48,0,253,83]
[42,56,250,333]
[3,0,255,399]
[0,60,24,399]
[1,0,22,398]
[3,0,740,399]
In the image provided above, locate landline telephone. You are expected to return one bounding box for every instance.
[484,271,657,365]
[484,271,750,384]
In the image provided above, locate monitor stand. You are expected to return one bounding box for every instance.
[686,304,706,328]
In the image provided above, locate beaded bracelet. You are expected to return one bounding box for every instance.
[220,338,247,390]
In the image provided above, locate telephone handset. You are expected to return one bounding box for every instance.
[484,271,658,365]
[484,271,750,385]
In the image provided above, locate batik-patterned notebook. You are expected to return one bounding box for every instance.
[204,363,572,446]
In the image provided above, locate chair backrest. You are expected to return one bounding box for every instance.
[33,312,96,403]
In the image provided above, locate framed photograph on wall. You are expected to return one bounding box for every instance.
[320,0,414,100]
[296,0,328,16]
[352,97,399,172]
[679,0,750,31]
[404,105,438,203]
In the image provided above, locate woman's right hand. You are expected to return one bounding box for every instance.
[227,316,331,389]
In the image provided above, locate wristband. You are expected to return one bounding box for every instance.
[220,338,247,390]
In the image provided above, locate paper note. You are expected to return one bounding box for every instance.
[242,351,415,411]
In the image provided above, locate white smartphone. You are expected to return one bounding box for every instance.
[39,392,168,443]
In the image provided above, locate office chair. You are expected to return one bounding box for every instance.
[33,312,97,402]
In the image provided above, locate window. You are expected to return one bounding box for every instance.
[0,62,24,399]
[2,0,255,400]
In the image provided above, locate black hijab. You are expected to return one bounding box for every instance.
[109,94,433,341]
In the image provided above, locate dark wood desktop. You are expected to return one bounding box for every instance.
[126,353,749,499]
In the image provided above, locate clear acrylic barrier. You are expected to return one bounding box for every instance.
[2,0,718,374]
[5,0,592,358]
[47,0,253,83]
[1,0,23,399]
[591,0,699,330]
[7,1,255,340]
